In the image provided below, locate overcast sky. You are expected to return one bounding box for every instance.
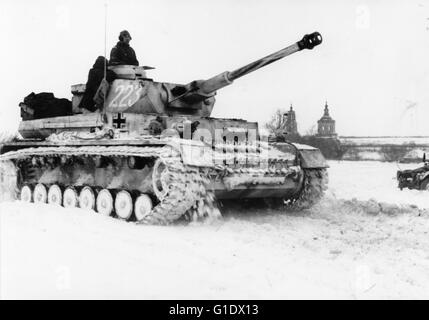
[0,0,428,136]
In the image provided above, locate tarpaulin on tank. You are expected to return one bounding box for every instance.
[20,92,72,120]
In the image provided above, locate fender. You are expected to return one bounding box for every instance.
[291,143,329,169]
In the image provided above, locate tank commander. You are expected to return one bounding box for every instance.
[109,30,139,66]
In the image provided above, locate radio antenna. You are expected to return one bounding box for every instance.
[102,2,108,114]
[104,2,108,80]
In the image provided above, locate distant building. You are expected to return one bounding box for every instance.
[317,101,337,137]
[281,104,298,135]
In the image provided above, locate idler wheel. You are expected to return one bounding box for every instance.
[63,187,78,208]
[96,189,114,216]
[34,183,48,204]
[152,159,169,200]
[79,186,96,211]
[134,194,153,222]
[20,185,33,203]
[115,190,133,220]
[48,184,62,206]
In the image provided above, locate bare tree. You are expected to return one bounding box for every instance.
[265,108,286,136]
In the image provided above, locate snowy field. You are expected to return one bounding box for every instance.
[1,160,429,299]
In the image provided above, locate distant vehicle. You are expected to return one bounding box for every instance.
[397,154,429,190]
[0,32,328,224]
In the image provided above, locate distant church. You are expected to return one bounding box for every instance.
[281,105,298,136]
[317,101,337,137]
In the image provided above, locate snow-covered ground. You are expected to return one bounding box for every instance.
[328,160,429,208]
[1,160,429,299]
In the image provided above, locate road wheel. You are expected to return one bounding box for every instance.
[20,185,33,203]
[96,189,114,216]
[134,194,153,222]
[48,184,62,206]
[115,190,133,220]
[34,183,48,204]
[79,186,96,210]
[63,187,78,208]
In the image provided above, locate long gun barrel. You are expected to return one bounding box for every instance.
[197,32,322,94]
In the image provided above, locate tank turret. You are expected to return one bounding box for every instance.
[105,32,322,117]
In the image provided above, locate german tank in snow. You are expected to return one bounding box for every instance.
[0,32,328,225]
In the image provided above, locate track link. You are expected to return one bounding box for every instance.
[286,168,328,210]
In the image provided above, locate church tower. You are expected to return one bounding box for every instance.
[282,104,298,135]
[317,101,337,137]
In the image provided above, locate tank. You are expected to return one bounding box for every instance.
[0,32,328,225]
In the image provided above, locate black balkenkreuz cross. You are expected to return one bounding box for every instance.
[113,113,126,129]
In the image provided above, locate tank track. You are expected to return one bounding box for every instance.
[0,145,219,225]
[138,157,219,225]
[286,168,328,210]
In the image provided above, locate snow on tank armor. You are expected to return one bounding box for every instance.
[0,32,328,224]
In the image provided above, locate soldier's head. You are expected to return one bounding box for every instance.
[119,30,132,44]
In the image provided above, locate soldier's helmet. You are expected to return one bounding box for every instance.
[119,30,132,41]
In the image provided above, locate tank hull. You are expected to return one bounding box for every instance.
[1,139,311,197]
[1,135,328,224]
